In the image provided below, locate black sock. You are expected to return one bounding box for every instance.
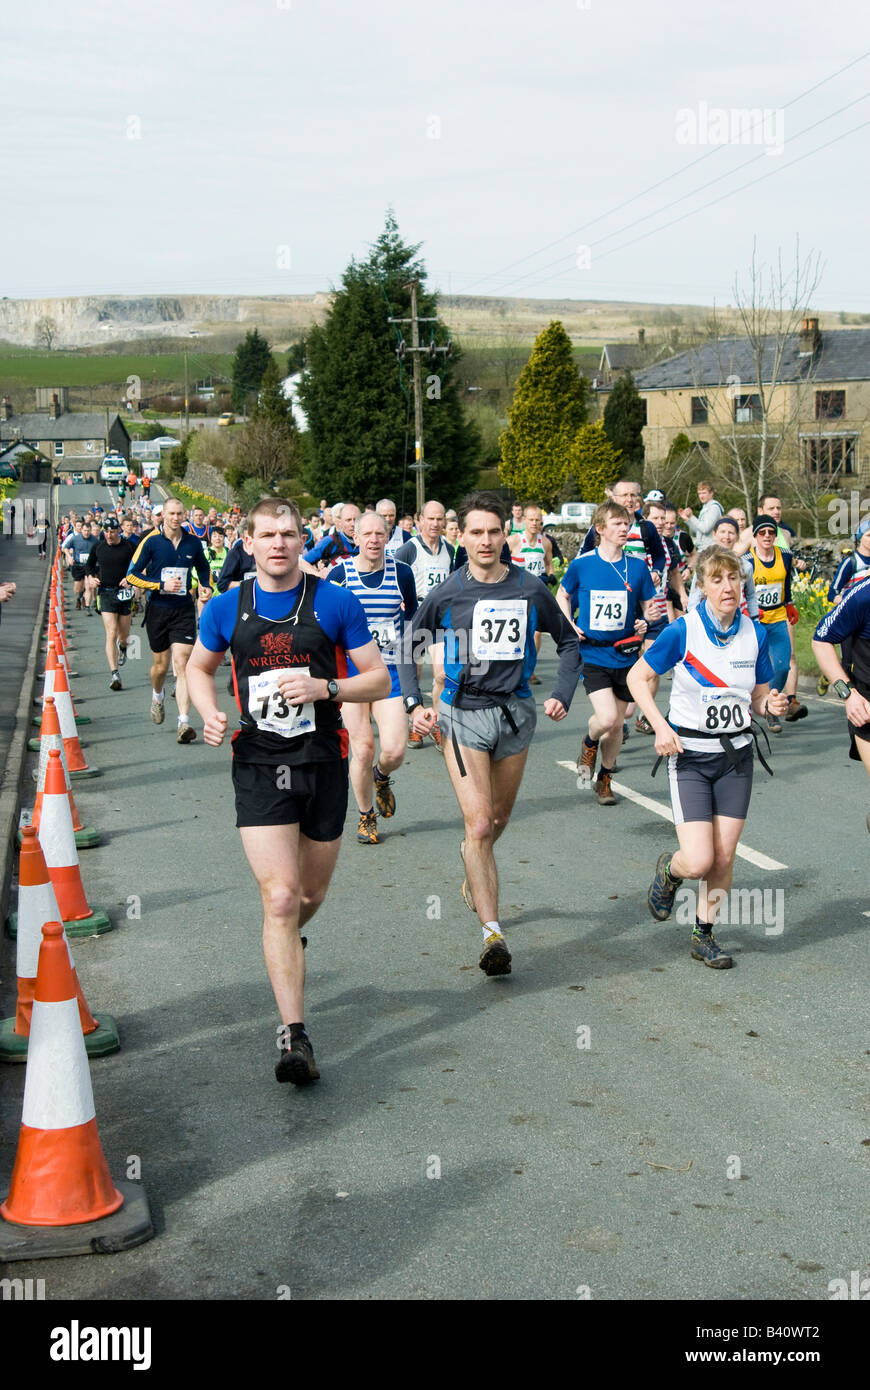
[600,765,613,776]
[288,1022,307,1040]
[373,764,385,780]
[693,918,712,936]
[584,735,599,750]
[361,806,375,816]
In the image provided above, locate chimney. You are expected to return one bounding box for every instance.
[1,396,12,421]
[49,392,62,419]
[637,328,646,347]
[798,317,821,357]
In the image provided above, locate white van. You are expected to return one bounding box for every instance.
[100,452,127,483]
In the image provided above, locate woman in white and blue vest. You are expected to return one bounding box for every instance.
[628,546,789,970]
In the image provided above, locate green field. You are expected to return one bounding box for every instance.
[0,344,235,394]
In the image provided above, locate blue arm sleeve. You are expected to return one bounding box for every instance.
[753,623,774,685]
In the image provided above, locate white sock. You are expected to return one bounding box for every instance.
[152,689,165,704]
[177,712,188,727]
[482,921,501,942]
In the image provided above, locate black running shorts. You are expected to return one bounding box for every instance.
[666,747,754,824]
[70,564,87,581]
[98,586,133,616]
[145,599,197,652]
[582,662,633,705]
[232,757,349,840]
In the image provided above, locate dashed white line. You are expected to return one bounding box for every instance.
[556,761,788,871]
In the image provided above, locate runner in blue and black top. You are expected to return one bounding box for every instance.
[812,571,870,794]
[329,511,418,845]
[400,491,581,979]
[187,497,390,1088]
[558,501,660,806]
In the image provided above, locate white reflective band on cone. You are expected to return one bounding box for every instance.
[22,998,96,1130]
[38,795,78,868]
[17,880,68,980]
[54,688,76,740]
[42,670,56,699]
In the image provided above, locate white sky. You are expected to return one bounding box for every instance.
[3,0,869,308]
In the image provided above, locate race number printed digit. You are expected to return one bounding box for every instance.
[248,667,316,738]
[588,589,628,633]
[471,599,527,660]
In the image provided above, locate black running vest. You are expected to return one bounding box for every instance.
[230,575,348,765]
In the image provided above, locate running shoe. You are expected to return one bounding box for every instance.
[429,722,443,751]
[648,851,683,921]
[357,810,379,844]
[109,670,122,691]
[817,675,829,697]
[407,730,425,749]
[529,673,541,685]
[479,931,512,976]
[595,770,617,806]
[150,699,165,725]
[635,714,655,735]
[459,840,475,913]
[690,930,733,969]
[177,722,197,744]
[765,709,782,735]
[784,698,808,722]
[275,1026,320,1084]
[373,770,395,818]
[576,740,597,790]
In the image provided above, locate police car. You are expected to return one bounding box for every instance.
[100,451,127,483]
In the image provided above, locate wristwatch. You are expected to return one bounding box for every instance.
[404,696,421,714]
[833,679,854,700]
[326,679,340,700]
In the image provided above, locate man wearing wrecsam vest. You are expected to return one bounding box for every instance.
[187,497,390,1088]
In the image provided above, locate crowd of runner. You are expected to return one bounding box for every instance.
[56,476,870,1086]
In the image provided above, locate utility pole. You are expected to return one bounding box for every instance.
[389,278,452,515]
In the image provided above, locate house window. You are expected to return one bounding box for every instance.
[691,395,708,425]
[54,441,63,457]
[696,440,710,454]
[815,390,845,420]
[734,394,763,423]
[802,436,856,476]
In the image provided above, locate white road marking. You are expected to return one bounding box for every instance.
[556,761,788,871]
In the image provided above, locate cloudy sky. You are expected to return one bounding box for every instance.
[3,0,868,308]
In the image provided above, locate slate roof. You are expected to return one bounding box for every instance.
[633,329,870,391]
[0,412,128,442]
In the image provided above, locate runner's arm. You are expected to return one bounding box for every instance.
[126,536,161,593]
[186,640,228,745]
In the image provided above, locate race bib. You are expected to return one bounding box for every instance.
[370,619,398,652]
[589,590,628,633]
[471,599,527,660]
[116,587,134,602]
[425,567,446,589]
[248,667,316,739]
[700,688,751,732]
[161,566,188,592]
[524,555,545,577]
[756,582,783,611]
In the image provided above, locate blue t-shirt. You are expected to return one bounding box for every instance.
[560,550,656,668]
[645,603,774,686]
[815,574,870,647]
[198,577,372,655]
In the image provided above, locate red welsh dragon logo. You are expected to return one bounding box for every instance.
[260,632,294,657]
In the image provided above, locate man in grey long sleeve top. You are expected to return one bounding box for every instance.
[678,480,724,550]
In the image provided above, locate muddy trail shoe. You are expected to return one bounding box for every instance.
[595,770,617,805]
[357,810,379,844]
[690,929,733,969]
[576,741,597,790]
[275,1026,320,1084]
[648,851,683,921]
[479,931,512,977]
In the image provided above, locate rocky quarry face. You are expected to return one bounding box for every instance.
[0,295,331,348]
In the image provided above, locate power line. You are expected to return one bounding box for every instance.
[461,47,870,296]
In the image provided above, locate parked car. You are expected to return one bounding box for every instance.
[542,502,597,528]
[217,412,235,427]
[0,461,19,480]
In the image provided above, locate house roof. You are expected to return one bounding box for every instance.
[601,344,647,372]
[633,328,870,391]
[0,412,128,443]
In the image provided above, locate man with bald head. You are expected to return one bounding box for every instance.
[377,498,413,556]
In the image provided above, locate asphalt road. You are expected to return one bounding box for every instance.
[1,500,867,1303]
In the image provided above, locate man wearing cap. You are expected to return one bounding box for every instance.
[86,517,138,690]
[750,515,794,733]
[688,516,759,619]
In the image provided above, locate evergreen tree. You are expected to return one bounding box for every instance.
[256,357,293,430]
[231,328,273,413]
[499,321,588,509]
[297,211,480,506]
[567,421,622,501]
[602,371,646,468]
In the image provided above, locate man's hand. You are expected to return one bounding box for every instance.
[202,710,228,746]
[164,575,183,594]
[845,688,870,728]
[198,586,212,602]
[0,581,17,602]
[411,706,438,736]
[544,698,567,722]
[678,507,694,520]
[277,671,317,704]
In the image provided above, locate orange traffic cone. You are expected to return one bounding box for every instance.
[24,697,100,849]
[36,751,111,935]
[0,830,118,1061]
[32,640,88,727]
[50,663,99,777]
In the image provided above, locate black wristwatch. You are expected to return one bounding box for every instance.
[404,696,421,714]
[326,679,340,701]
[833,679,854,700]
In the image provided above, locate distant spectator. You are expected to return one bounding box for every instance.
[678,481,723,550]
